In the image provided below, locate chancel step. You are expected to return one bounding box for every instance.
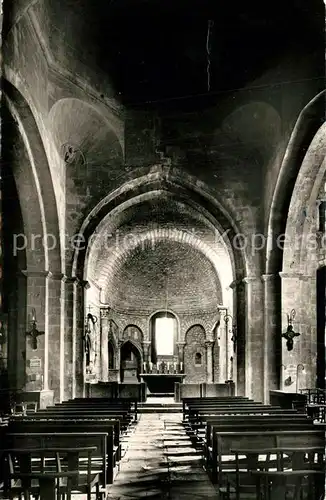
[138,399,183,413]
[147,393,175,398]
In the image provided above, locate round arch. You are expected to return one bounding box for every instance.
[122,325,144,344]
[94,228,224,308]
[149,311,179,365]
[282,126,326,274]
[72,169,247,395]
[148,309,180,341]
[185,324,206,341]
[71,168,248,281]
[120,339,142,383]
[3,79,62,273]
[266,90,325,275]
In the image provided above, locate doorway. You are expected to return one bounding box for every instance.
[120,341,141,382]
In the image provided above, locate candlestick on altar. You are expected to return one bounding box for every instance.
[167,362,170,373]
[174,362,177,373]
[180,362,183,372]
[143,362,146,373]
[149,361,153,372]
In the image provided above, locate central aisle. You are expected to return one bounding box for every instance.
[107,413,217,499]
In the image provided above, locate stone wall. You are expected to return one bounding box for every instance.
[184,325,207,383]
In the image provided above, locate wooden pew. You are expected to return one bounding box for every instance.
[10,403,136,465]
[200,415,313,451]
[182,396,250,416]
[63,397,139,420]
[14,411,129,460]
[0,446,99,500]
[209,430,324,484]
[186,407,298,432]
[225,446,325,500]
[7,421,118,481]
[2,435,108,498]
[183,399,287,420]
[252,469,325,500]
[36,408,134,430]
[204,420,317,473]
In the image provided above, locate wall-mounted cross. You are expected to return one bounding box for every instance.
[26,309,44,350]
[282,309,300,351]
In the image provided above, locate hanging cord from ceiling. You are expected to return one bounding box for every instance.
[206,19,214,92]
[164,268,169,317]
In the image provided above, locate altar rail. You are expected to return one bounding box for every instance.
[175,381,235,402]
[89,382,147,402]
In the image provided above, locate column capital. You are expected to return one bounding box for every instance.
[279,271,312,281]
[261,273,277,282]
[205,340,215,347]
[176,342,186,346]
[279,271,303,279]
[62,275,77,284]
[48,272,66,281]
[142,341,151,346]
[21,270,50,278]
[100,308,111,318]
[62,276,90,289]
[218,307,228,317]
[242,276,260,284]
[300,274,314,282]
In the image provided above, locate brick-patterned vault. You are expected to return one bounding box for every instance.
[102,238,222,314]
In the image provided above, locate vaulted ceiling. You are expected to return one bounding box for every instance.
[7,0,323,110]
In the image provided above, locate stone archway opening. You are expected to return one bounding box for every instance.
[316,266,326,389]
[120,341,142,383]
[74,174,249,398]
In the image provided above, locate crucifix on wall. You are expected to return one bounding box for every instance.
[26,309,44,350]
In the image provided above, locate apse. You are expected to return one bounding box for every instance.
[103,239,222,314]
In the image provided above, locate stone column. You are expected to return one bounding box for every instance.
[224,314,234,381]
[117,340,123,383]
[298,274,316,390]
[15,271,27,391]
[61,276,74,400]
[218,307,227,383]
[279,272,303,392]
[205,340,214,383]
[176,342,186,372]
[142,341,151,372]
[22,270,54,405]
[100,309,109,381]
[48,273,64,402]
[74,279,88,397]
[242,276,264,401]
[261,274,280,403]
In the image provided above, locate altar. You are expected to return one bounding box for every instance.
[140,373,186,394]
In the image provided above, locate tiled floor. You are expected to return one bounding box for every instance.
[106,413,218,499]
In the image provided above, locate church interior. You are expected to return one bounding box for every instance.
[0,1,325,499]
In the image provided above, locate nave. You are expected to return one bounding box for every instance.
[0,393,324,499]
[106,411,216,500]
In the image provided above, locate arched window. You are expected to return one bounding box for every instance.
[150,312,178,363]
[195,352,202,366]
[108,341,115,369]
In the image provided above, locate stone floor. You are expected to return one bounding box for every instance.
[105,412,218,499]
